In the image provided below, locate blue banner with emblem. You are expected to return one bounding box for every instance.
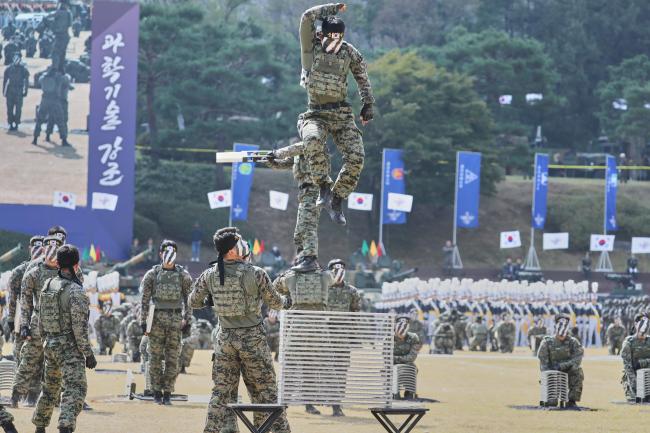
[231,143,259,222]
[381,149,407,225]
[532,153,549,229]
[455,151,481,228]
[605,154,618,231]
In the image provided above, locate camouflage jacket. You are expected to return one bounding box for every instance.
[621,336,650,377]
[467,322,488,338]
[20,260,59,334]
[263,318,280,339]
[8,260,29,322]
[606,324,626,341]
[126,319,143,341]
[94,314,121,337]
[140,264,193,324]
[497,321,516,338]
[434,322,455,340]
[394,332,419,365]
[538,336,583,372]
[408,319,428,343]
[327,283,361,312]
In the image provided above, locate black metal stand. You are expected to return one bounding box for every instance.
[228,403,287,433]
[370,407,429,433]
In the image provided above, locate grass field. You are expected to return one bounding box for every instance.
[5,345,648,433]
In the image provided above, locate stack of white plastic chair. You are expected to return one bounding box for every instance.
[636,368,650,402]
[540,370,569,407]
[0,359,16,392]
[392,364,417,397]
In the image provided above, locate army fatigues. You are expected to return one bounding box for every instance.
[34,71,67,142]
[49,6,72,70]
[432,322,455,354]
[607,323,626,356]
[140,264,192,395]
[467,322,488,352]
[179,321,200,370]
[496,320,516,353]
[94,313,121,355]
[3,61,29,127]
[394,333,419,366]
[0,405,13,430]
[527,325,547,355]
[262,317,280,360]
[408,319,427,351]
[189,260,290,433]
[452,317,467,350]
[46,73,72,139]
[126,319,144,362]
[327,282,361,313]
[8,261,29,363]
[620,336,650,400]
[196,319,214,349]
[538,336,584,402]
[33,273,93,431]
[274,269,331,311]
[299,3,374,198]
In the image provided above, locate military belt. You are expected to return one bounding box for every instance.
[155,308,182,313]
[45,330,73,338]
[299,182,315,190]
[309,101,350,110]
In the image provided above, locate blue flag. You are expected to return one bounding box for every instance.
[532,153,549,229]
[605,155,618,231]
[231,143,259,222]
[381,149,406,225]
[455,151,481,228]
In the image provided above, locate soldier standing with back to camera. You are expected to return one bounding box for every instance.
[189,227,291,433]
[32,245,96,433]
[139,240,192,405]
[299,2,374,226]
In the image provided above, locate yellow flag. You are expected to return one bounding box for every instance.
[89,244,97,262]
[253,239,261,255]
[369,240,378,257]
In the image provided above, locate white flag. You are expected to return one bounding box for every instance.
[632,237,650,254]
[387,193,413,213]
[612,99,628,111]
[590,234,615,252]
[498,95,513,105]
[91,192,119,211]
[269,190,289,211]
[348,192,373,211]
[207,190,231,209]
[500,231,522,249]
[543,232,569,250]
[52,191,76,210]
[525,93,543,104]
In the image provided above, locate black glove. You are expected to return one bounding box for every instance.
[360,103,374,122]
[19,325,30,339]
[204,296,214,307]
[7,321,14,335]
[141,323,147,334]
[634,361,642,370]
[85,354,97,369]
[181,322,191,333]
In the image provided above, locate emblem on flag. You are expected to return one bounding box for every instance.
[500,231,522,249]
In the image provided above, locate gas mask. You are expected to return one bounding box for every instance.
[331,263,346,285]
[30,240,44,260]
[162,245,177,266]
[635,316,649,337]
[44,238,62,262]
[12,54,20,66]
[555,317,570,338]
[395,318,409,339]
[322,32,344,54]
[103,302,113,315]
[235,237,250,260]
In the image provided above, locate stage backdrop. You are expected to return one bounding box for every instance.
[0,1,139,260]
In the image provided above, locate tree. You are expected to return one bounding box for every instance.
[361,50,502,207]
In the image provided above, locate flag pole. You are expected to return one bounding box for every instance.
[597,155,613,272]
[379,149,386,252]
[452,151,463,269]
[525,154,541,270]
[228,161,234,227]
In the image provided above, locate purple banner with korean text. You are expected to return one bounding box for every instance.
[0,1,139,260]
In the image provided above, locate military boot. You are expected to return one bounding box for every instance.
[332,405,345,417]
[163,391,172,406]
[180,365,186,374]
[10,389,20,408]
[61,139,71,147]
[291,256,318,273]
[305,404,320,415]
[35,427,46,433]
[316,184,332,209]
[565,400,578,409]
[26,389,39,407]
[404,391,415,400]
[31,137,38,146]
[153,391,163,405]
[1,421,17,433]
[59,427,73,433]
[327,194,346,225]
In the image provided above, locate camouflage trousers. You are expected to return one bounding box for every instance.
[622,370,639,400]
[609,338,623,356]
[13,336,44,397]
[566,367,584,402]
[98,333,118,355]
[205,324,290,433]
[13,333,25,364]
[0,405,13,425]
[127,337,142,362]
[499,337,515,353]
[433,337,454,354]
[301,106,364,198]
[148,310,182,393]
[469,335,487,351]
[294,184,319,258]
[33,335,87,430]
[180,336,198,368]
[5,92,23,125]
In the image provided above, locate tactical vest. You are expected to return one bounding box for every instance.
[287,271,328,307]
[209,262,259,318]
[628,337,650,364]
[35,263,59,310]
[471,323,488,337]
[39,278,73,336]
[544,337,571,363]
[308,45,351,102]
[153,265,183,310]
[327,284,353,312]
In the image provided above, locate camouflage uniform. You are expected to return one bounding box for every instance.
[394,332,419,366]
[2,58,29,127]
[48,4,72,70]
[467,322,488,352]
[13,261,59,400]
[620,336,650,400]
[126,318,144,362]
[452,316,467,350]
[196,319,214,349]
[34,70,67,143]
[607,323,626,356]
[32,273,93,431]
[140,264,192,396]
[179,320,200,370]
[94,313,121,355]
[537,336,584,402]
[273,269,331,311]
[527,324,547,355]
[189,260,290,433]
[299,3,374,199]
[262,316,280,360]
[327,282,360,312]
[432,321,455,355]
[408,319,427,351]
[0,405,14,430]
[496,320,516,353]
[8,261,29,363]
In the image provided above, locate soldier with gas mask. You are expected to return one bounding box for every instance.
[393,316,420,400]
[94,300,121,355]
[189,227,291,433]
[8,236,44,364]
[297,3,375,229]
[12,235,64,407]
[537,314,584,408]
[2,52,29,131]
[139,240,192,405]
[621,313,650,402]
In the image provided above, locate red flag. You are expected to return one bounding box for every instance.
[95,245,102,261]
[377,243,383,257]
[260,240,265,253]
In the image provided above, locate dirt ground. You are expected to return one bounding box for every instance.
[3,345,649,433]
[0,32,89,206]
